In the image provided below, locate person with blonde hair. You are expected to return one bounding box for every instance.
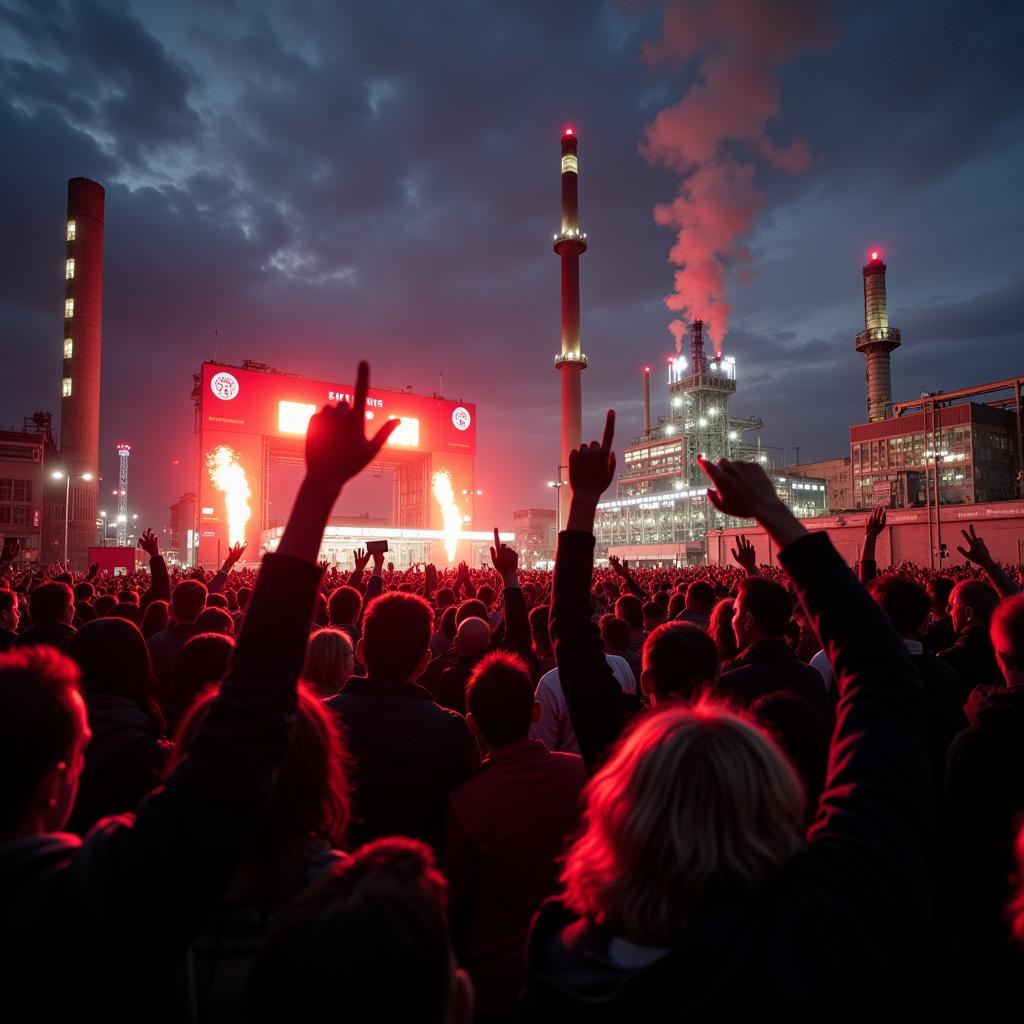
[303,626,355,698]
[522,414,931,1019]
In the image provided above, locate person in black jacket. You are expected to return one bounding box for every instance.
[939,579,1002,701]
[17,580,75,651]
[523,416,931,1020]
[327,590,480,852]
[939,590,1024,1017]
[64,616,171,835]
[0,359,398,1016]
[718,575,832,722]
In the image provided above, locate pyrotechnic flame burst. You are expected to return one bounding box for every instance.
[431,469,461,563]
[207,445,252,547]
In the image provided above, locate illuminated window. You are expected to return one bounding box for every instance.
[64,298,74,319]
[63,338,73,359]
[278,400,317,435]
[386,416,420,448]
[62,378,72,398]
[66,220,76,241]
[65,258,75,280]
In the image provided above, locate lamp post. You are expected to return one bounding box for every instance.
[547,464,568,538]
[51,470,94,565]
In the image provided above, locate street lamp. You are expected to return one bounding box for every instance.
[51,470,94,565]
[547,464,568,531]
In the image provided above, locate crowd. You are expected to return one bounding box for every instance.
[1,362,1023,1022]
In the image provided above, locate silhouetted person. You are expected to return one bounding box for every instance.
[940,579,1002,701]
[18,581,75,651]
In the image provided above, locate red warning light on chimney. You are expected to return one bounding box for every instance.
[563,126,574,136]
[870,250,880,261]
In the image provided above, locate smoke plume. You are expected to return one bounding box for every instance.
[641,0,832,353]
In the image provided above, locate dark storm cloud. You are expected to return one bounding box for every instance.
[0,0,1020,527]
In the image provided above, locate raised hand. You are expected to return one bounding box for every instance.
[137,529,160,559]
[353,547,371,572]
[864,507,887,541]
[608,554,626,578]
[304,361,400,494]
[698,457,780,521]
[319,558,330,570]
[731,534,758,573]
[387,561,395,574]
[225,541,247,567]
[698,457,808,550]
[371,550,385,574]
[956,524,993,568]
[490,527,519,579]
[568,410,616,504]
[87,561,99,579]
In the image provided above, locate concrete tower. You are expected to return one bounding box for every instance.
[553,126,587,529]
[60,177,104,567]
[855,250,901,422]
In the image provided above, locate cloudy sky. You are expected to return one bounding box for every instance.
[1,0,1021,531]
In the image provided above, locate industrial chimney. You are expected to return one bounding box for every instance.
[642,366,651,436]
[56,177,104,567]
[855,250,901,422]
[553,126,588,529]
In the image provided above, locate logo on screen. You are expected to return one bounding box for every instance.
[451,407,472,431]
[210,372,240,401]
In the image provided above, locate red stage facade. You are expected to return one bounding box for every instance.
[195,362,476,566]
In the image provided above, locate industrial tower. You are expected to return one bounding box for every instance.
[56,177,104,568]
[553,126,587,529]
[116,443,131,547]
[855,250,902,422]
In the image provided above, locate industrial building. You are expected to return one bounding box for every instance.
[709,252,1024,569]
[0,415,57,563]
[592,318,827,564]
[783,457,853,513]
[513,508,558,568]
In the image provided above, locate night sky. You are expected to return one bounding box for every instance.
[1,0,1021,533]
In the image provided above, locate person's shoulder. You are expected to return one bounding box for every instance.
[536,667,560,693]
[546,749,587,780]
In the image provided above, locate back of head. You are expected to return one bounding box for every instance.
[206,592,228,610]
[140,599,169,639]
[869,576,931,639]
[952,579,1000,626]
[29,582,73,628]
[642,622,719,703]
[195,606,234,636]
[174,681,349,871]
[116,589,139,606]
[170,632,235,730]
[643,601,666,630]
[455,616,491,658]
[327,585,362,626]
[435,586,455,610]
[439,604,458,643]
[466,651,534,748]
[529,604,551,652]
[477,585,495,608]
[599,615,632,654]
[246,837,454,1024]
[0,647,84,836]
[67,617,163,732]
[562,701,803,946]
[991,592,1024,685]
[736,577,792,640]
[110,602,140,625]
[614,594,643,631]
[686,580,716,615]
[362,592,432,680]
[709,598,738,662]
[171,579,207,624]
[74,581,95,603]
[95,594,117,617]
[303,627,354,699]
[456,598,488,625]
[929,576,954,613]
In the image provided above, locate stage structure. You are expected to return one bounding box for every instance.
[194,361,481,568]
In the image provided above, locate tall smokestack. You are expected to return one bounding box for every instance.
[691,318,707,375]
[59,177,104,567]
[642,366,651,436]
[553,126,588,530]
[855,250,901,422]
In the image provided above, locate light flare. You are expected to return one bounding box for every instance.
[431,469,462,563]
[207,445,252,546]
